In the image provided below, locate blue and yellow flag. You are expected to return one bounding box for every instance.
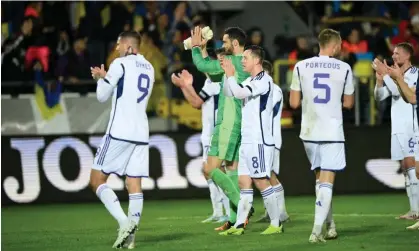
[34,70,63,120]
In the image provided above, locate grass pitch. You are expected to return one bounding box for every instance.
[2,194,418,251]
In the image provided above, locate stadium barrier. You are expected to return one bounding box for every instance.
[2,127,404,206]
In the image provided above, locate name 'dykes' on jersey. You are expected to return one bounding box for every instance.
[241,71,275,146]
[386,66,419,135]
[99,54,155,143]
[290,55,354,142]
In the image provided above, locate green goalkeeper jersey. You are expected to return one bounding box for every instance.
[192,47,250,134]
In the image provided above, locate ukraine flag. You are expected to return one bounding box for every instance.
[34,70,63,120]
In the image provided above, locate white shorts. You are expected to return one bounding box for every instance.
[272,149,280,175]
[92,135,149,177]
[303,142,346,171]
[391,133,416,161]
[238,143,273,178]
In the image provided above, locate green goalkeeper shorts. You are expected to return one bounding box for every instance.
[208,125,241,162]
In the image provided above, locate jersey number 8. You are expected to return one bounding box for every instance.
[313,73,330,104]
[137,73,150,103]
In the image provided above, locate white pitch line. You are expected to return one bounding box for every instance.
[156,213,396,221]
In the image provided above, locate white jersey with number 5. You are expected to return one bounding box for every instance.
[290,55,354,142]
[103,54,155,143]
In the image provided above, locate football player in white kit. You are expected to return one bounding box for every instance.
[219,45,283,236]
[255,60,289,223]
[372,42,419,229]
[289,29,354,243]
[172,48,230,224]
[89,31,154,249]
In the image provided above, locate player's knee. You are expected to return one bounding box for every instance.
[204,157,217,175]
[125,177,142,193]
[253,177,270,191]
[89,170,107,191]
[238,175,252,189]
[269,173,280,186]
[404,158,415,169]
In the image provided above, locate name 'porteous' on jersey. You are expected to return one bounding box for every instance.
[290,55,354,142]
[103,54,155,143]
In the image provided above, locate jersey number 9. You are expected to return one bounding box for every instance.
[137,73,150,103]
[313,73,330,104]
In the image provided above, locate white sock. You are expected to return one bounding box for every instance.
[405,173,413,212]
[219,187,230,216]
[273,184,288,220]
[207,179,222,216]
[234,189,253,227]
[407,168,419,214]
[315,179,320,197]
[128,193,144,225]
[262,186,280,227]
[313,182,333,235]
[96,184,127,227]
[326,202,336,230]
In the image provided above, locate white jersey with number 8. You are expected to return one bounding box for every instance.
[290,55,354,142]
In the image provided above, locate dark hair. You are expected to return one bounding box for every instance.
[318,28,341,48]
[245,45,265,63]
[224,27,247,46]
[119,31,142,46]
[396,42,414,59]
[262,60,273,74]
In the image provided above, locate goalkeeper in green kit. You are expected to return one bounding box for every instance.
[174,26,253,231]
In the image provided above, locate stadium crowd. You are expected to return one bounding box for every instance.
[1,1,418,126]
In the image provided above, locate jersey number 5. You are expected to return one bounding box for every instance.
[313,73,330,104]
[137,74,150,103]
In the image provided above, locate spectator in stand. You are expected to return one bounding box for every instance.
[411,15,419,41]
[288,36,314,70]
[24,2,43,18]
[24,1,51,73]
[338,49,357,68]
[390,21,418,55]
[165,28,184,72]
[66,36,91,84]
[55,31,71,77]
[1,17,34,81]
[167,1,192,46]
[342,28,368,54]
[247,27,272,62]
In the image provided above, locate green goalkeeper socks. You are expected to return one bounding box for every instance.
[209,169,240,207]
[226,170,239,191]
[226,170,240,223]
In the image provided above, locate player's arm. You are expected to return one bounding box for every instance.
[180,84,205,109]
[95,62,123,103]
[289,65,301,109]
[343,69,354,109]
[192,47,224,74]
[374,73,391,101]
[393,75,417,104]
